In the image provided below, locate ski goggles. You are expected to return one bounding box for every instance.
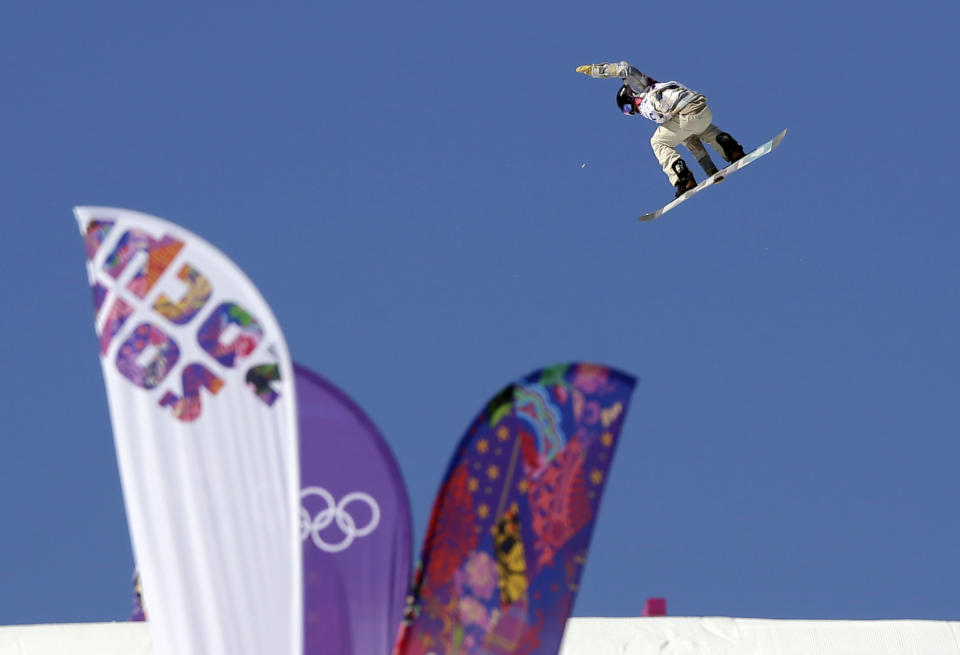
[621,103,637,116]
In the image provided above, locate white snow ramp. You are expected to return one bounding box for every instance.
[3,618,960,654]
[559,617,960,655]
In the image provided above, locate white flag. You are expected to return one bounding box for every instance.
[75,207,302,655]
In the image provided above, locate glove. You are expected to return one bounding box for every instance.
[575,65,593,75]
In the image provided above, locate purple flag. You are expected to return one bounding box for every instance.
[130,570,146,622]
[296,364,413,655]
[394,363,637,655]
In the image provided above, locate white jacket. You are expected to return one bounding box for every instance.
[637,81,702,123]
[582,61,704,124]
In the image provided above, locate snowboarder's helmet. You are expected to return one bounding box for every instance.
[617,85,637,115]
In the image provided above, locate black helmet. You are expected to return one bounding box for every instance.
[616,84,637,115]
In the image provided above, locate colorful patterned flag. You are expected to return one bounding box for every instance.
[76,207,301,655]
[295,364,412,655]
[393,363,637,655]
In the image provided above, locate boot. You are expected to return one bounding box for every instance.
[716,132,745,162]
[672,159,696,197]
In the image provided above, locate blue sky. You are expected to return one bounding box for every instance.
[1,1,958,627]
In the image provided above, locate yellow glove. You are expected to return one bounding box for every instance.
[575,65,593,75]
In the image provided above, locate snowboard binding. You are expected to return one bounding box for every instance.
[672,159,697,198]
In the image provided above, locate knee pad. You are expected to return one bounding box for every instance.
[716,132,744,161]
[716,132,735,148]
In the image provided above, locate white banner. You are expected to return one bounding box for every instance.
[75,207,302,655]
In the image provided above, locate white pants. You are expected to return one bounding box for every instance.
[650,101,730,184]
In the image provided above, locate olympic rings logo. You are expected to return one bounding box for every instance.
[300,486,380,553]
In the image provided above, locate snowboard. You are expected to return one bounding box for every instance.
[638,129,787,222]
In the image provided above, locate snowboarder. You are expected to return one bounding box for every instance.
[576,61,746,197]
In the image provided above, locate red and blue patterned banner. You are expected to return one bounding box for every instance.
[393,363,637,655]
